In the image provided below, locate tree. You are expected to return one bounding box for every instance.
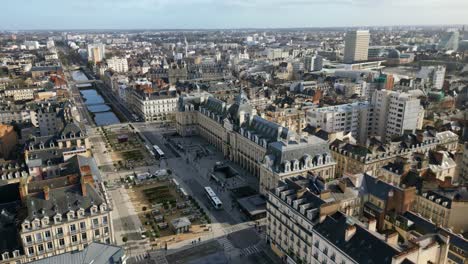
[122,236,128,243]
[142,206,147,212]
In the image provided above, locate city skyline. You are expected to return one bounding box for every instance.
[2,0,468,30]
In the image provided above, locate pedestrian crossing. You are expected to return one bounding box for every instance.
[240,245,261,257]
[218,236,236,252]
[131,253,148,263]
[223,223,250,234]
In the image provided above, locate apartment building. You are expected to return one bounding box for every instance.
[266,177,340,263]
[306,102,371,144]
[263,108,306,135]
[0,168,113,263]
[3,87,40,101]
[383,211,467,264]
[267,176,448,264]
[106,57,128,73]
[129,89,179,122]
[413,189,468,233]
[417,65,446,90]
[370,90,424,142]
[31,104,67,137]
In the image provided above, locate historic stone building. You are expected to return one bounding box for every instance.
[176,91,336,194]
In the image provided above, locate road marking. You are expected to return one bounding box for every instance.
[241,245,260,256]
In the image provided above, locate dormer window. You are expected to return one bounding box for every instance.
[54,215,61,223]
[90,205,98,214]
[22,221,30,230]
[67,211,75,220]
[41,217,49,226]
[78,208,85,217]
[2,252,9,260]
[293,160,299,171]
[100,204,107,212]
[284,161,291,173]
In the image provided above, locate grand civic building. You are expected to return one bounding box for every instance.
[176,91,336,194]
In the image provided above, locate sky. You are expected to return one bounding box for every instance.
[2,0,468,30]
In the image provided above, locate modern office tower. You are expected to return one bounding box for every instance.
[306,102,371,144]
[87,43,106,63]
[304,55,323,72]
[343,30,370,63]
[106,57,128,73]
[438,30,460,51]
[417,65,446,90]
[370,90,425,142]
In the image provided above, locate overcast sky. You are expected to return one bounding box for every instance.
[2,0,468,30]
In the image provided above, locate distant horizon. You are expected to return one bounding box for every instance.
[2,23,468,32]
[3,0,468,31]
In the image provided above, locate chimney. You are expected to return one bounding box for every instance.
[80,174,94,197]
[43,186,50,200]
[368,218,377,232]
[345,225,357,241]
[386,232,398,246]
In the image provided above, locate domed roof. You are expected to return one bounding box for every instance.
[387,49,401,59]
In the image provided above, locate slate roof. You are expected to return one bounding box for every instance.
[244,115,289,143]
[22,182,103,221]
[29,242,124,264]
[359,173,402,201]
[402,211,468,256]
[313,212,400,264]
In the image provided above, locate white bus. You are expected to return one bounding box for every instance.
[204,187,223,210]
[153,145,165,159]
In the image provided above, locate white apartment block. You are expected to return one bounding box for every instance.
[306,102,371,144]
[417,66,446,90]
[343,30,370,63]
[370,90,424,142]
[106,57,128,73]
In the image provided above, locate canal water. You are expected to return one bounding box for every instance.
[80,89,120,126]
[71,70,121,126]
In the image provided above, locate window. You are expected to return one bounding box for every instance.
[47,242,53,250]
[59,239,65,246]
[35,233,42,242]
[94,229,100,237]
[102,216,108,225]
[25,235,32,243]
[57,227,63,235]
[70,224,76,232]
[44,231,51,239]
[80,222,86,229]
[37,244,44,252]
[81,233,87,240]
[28,247,34,255]
[71,235,78,243]
[93,218,99,227]
[104,227,109,234]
